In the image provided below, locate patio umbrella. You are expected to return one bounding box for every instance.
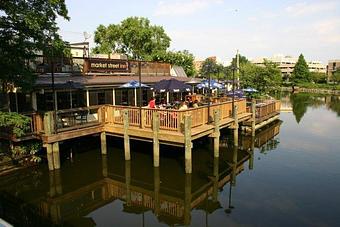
[153,78,192,92]
[226,89,245,98]
[152,78,192,103]
[119,80,149,106]
[196,79,223,89]
[243,87,258,93]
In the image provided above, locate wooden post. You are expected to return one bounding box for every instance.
[100,132,107,155]
[184,173,192,225]
[123,110,130,160]
[251,99,256,137]
[213,109,221,158]
[44,112,54,135]
[154,167,160,216]
[153,112,160,167]
[102,155,108,177]
[184,114,192,174]
[46,143,54,171]
[233,105,239,147]
[52,142,60,170]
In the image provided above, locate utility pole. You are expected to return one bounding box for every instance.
[236,49,240,89]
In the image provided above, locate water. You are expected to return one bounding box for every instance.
[0,93,340,227]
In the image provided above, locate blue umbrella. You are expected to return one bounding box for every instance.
[119,80,149,88]
[243,87,258,93]
[196,79,223,89]
[119,80,149,106]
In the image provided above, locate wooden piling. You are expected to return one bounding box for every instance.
[184,114,192,174]
[52,142,60,170]
[46,144,54,171]
[251,99,256,137]
[100,131,107,155]
[102,155,108,177]
[123,110,130,160]
[213,109,221,158]
[153,112,160,167]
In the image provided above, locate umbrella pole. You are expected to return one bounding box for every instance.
[69,89,72,108]
[166,92,169,104]
[134,88,137,106]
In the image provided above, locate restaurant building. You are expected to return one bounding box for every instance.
[4,50,190,112]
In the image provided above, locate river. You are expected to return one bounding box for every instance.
[0,93,339,227]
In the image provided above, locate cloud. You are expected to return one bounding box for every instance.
[312,18,340,43]
[154,0,223,16]
[285,1,338,16]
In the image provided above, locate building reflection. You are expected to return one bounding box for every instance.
[0,121,282,226]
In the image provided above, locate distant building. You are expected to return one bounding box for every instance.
[251,55,326,79]
[194,56,217,74]
[327,60,340,81]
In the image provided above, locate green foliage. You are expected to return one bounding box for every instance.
[231,54,249,66]
[0,112,31,137]
[239,61,282,94]
[152,50,196,77]
[93,17,171,60]
[12,141,42,162]
[200,58,224,79]
[291,54,311,83]
[310,72,327,83]
[333,69,340,83]
[0,0,69,92]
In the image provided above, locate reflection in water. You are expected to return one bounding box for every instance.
[0,120,282,226]
[288,92,340,123]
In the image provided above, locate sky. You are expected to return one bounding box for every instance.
[57,0,340,64]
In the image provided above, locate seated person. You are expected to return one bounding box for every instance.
[179,101,188,110]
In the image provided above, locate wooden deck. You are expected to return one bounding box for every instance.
[10,98,280,172]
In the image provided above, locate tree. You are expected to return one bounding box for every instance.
[239,61,282,94]
[200,58,222,78]
[93,17,171,60]
[0,0,69,110]
[231,54,249,66]
[152,50,196,77]
[310,72,327,83]
[291,54,311,83]
[332,69,340,83]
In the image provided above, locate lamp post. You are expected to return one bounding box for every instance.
[208,71,211,123]
[231,66,236,116]
[50,45,58,134]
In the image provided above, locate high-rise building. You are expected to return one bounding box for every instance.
[327,60,340,81]
[251,55,326,78]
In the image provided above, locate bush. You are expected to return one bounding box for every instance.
[0,112,31,137]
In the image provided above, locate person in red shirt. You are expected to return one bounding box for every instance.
[148,97,156,108]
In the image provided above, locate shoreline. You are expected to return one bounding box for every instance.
[281,87,340,95]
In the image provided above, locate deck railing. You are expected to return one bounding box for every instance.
[104,99,247,132]
[54,106,103,132]
[248,99,281,119]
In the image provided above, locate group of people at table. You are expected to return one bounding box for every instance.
[147,97,199,110]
